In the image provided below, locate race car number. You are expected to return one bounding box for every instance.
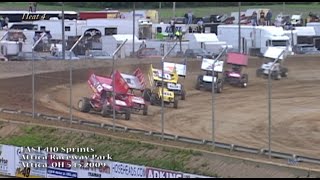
[132,97,144,104]
[157,71,171,80]
[167,83,181,90]
[115,100,127,106]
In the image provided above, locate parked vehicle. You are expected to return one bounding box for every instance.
[46,51,80,60]
[10,52,45,61]
[184,48,212,59]
[217,25,290,55]
[136,48,161,58]
[86,50,113,59]
[292,44,320,54]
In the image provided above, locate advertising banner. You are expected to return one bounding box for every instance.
[111,162,146,178]
[146,167,183,178]
[77,159,112,178]
[14,146,47,178]
[183,173,212,178]
[46,152,78,178]
[0,145,15,177]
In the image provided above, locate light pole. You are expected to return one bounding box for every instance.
[159,2,161,23]
[238,2,241,53]
[111,39,128,132]
[173,2,176,20]
[68,34,85,123]
[132,2,135,57]
[267,50,285,159]
[211,46,228,149]
[161,42,178,140]
[32,32,47,118]
[61,2,65,60]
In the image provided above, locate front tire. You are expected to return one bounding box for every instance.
[195,75,202,90]
[256,69,263,77]
[143,88,152,102]
[181,89,186,100]
[173,98,178,109]
[143,105,148,115]
[78,97,91,113]
[150,94,157,105]
[101,104,111,117]
[241,74,248,88]
[124,108,131,120]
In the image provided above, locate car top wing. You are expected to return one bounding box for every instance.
[163,62,187,77]
[226,52,248,66]
[263,47,286,60]
[120,73,144,90]
[201,58,224,73]
[88,73,113,93]
[149,64,178,83]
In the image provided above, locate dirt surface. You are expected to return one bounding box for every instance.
[0,56,320,162]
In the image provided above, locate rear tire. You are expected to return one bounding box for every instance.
[101,104,111,117]
[143,88,152,102]
[281,67,288,77]
[150,94,156,105]
[256,69,263,77]
[78,97,91,113]
[195,75,202,90]
[124,108,131,120]
[181,89,186,100]
[143,105,148,115]
[241,74,248,88]
[173,98,178,109]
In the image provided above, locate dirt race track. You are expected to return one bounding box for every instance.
[0,56,320,159]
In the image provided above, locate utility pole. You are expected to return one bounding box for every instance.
[173,2,176,20]
[61,2,65,60]
[238,2,241,53]
[132,2,135,57]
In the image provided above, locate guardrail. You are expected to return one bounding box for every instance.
[1,107,320,166]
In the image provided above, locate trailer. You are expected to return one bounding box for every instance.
[217,25,290,55]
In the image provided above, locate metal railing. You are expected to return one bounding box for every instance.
[1,107,320,166]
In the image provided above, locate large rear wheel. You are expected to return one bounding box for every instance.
[143,105,148,115]
[143,88,152,102]
[181,89,186,100]
[124,108,131,120]
[173,98,178,109]
[78,97,91,113]
[101,104,111,117]
[241,74,248,88]
[195,75,202,90]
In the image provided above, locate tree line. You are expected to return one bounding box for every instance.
[39,2,314,9]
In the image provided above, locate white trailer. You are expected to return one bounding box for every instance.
[184,33,228,54]
[217,25,290,55]
[102,34,142,58]
[307,22,320,35]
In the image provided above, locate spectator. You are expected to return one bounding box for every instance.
[197,18,204,33]
[251,11,258,26]
[170,19,176,39]
[139,41,146,49]
[260,11,265,26]
[184,13,188,24]
[33,2,37,12]
[266,10,272,26]
[29,2,33,12]
[0,16,3,29]
[187,10,193,24]
[50,43,59,56]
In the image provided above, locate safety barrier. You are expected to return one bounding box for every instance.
[1,107,320,166]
